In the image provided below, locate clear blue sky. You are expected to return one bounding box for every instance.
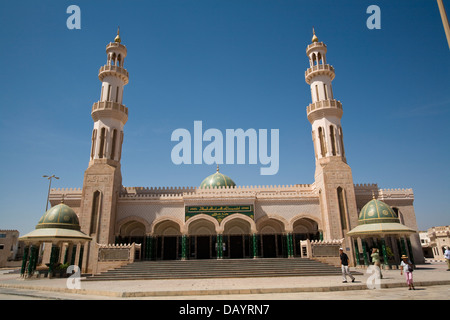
[0,0,449,235]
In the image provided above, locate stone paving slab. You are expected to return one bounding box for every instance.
[0,262,449,299]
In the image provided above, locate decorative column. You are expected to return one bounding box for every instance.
[27,245,37,277]
[48,245,59,278]
[361,239,369,266]
[353,239,360,266]
[20,246,29,277]
[181,235,188,260]
[287,233,294,258]
[252,233,258,258]
[74,243,81,267]
[66,244,75,265]
[78,243,85,272]
[214,234,222,259]
[380,237,390,268]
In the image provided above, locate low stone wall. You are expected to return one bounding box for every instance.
[92,243,141,275]
[300,239,344,267]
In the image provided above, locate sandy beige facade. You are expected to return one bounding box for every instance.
[46,31,424,274]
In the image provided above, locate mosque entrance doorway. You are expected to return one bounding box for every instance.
[223,217,252,259]
[261,234,277,258]
[161,236,178,260]
[196,235,211,259]
[153,220,182,260]
[229,235,244,259]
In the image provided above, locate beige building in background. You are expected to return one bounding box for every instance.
[19,30,425,275]
[425,225,450,260]
[0,230,20,267]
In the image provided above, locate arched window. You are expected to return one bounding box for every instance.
[117,54,121,67]
[98,128,106,158]
[338,126,345,157]
[317,52,322,65]
[318,127,327,157]
[90,191,101,235]
[330,125,336,156]
[111,129,117,160]
[312,130,317,159]
[91,129,97,159]
[315,85,320,101]
[107,84,112,101]
[392,207,404,224]
[118,131,124,161]
[323,84,328,100]
[337,187,348,230]
[115,86,119,102]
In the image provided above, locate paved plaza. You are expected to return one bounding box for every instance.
[0,261,449,300]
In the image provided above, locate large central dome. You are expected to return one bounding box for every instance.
[200,166,236,189]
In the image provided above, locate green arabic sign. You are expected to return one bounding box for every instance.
[185,205,254,223]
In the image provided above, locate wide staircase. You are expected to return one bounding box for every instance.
[84,258,344,281]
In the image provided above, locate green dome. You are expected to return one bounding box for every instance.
[36,203,81,231]
[358,198,399,225]
[200,167,236,189]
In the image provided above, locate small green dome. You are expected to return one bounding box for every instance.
[358,198,399,225]
[36,203,81,231]
[200,166,236,189]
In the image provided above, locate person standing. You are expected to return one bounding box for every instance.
[339,248,355,283]
[444,247,450,271]
[400,255,415,290]
[371,248,383,279]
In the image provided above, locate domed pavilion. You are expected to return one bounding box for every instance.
[347,196,416,268]
[19,202,91,277]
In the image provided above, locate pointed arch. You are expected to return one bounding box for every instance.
[337,186,349,231]
[116,216,151,236]
[185,214,220,235]
[221,214,256,234]
[90,190,102,235]
[151,217,184,236]
[256,215,289,233]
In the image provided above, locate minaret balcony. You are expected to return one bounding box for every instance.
[306,99,343,123]
[305,64,335,84]
[98,65,129,84]
[306,42,327,55]
[92,101,128,124]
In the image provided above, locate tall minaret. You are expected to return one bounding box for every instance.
[90,27,129,165]
[79,29,129,272]
[305,29,358,244]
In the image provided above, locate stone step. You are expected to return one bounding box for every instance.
[84,258,344,281]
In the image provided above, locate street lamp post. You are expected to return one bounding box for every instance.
[43,175,59,211]
[437,0,450,49]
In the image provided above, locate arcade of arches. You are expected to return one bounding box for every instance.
[115,216,321,260]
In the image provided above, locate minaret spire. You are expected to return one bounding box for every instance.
[115,26,121,43]
[312,27,318,42]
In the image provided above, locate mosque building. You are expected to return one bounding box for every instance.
[21,29,423,275]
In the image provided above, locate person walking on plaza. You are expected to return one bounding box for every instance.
[400,255,415,290]
[444,247,450,271]
[339,248,355,283]
[371,248,383,279]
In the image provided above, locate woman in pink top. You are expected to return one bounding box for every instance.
[400,255,415,290]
